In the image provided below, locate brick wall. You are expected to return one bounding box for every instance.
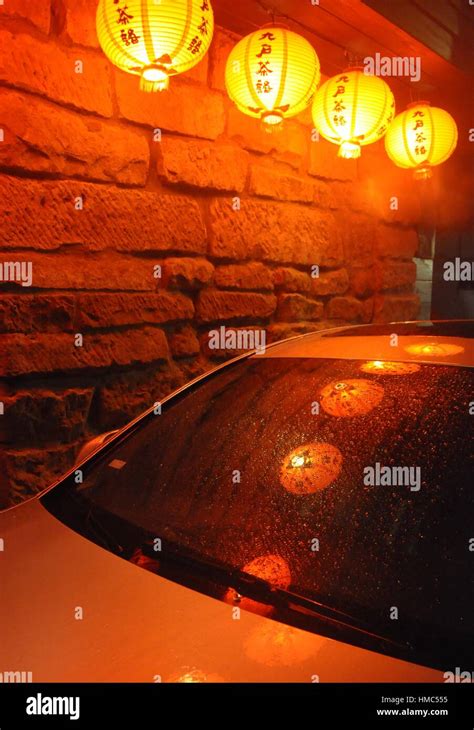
[0,1,421,505]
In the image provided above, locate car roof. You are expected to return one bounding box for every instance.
[257,320,474,368]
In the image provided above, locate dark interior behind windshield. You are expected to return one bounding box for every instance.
[43,356,474,657]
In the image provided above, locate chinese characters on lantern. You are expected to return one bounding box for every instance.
[187,1,211,54]
[412,109,427,156]
[331,75,349,128]
[255,32,275,95]
[376,100,395,137]
[114,1,140,46]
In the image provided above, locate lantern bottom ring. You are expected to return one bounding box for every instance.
[140,64,170,93]
[261,110,284,126]
[413,165,433,181]
[339,140,361,159]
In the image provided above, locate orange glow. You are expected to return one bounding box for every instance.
[281,442,342,494]
[167,668,225,683]
[244,622,323,667]
[320,379,384,417]
[242,554,292,588]
[225,26,320,125]
[96,0,214,92]
[360,361,421,375]
[312,69,395,157]
[385,102,458,179]
[404,342,464,357]
[224,554,291,616]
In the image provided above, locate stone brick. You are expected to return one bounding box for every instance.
[327,296,363,322]
[0,176,207,253]
[158,137,248,191]
[267,320,332,343]
[0,0,51,33]
[276,294,323,322]
[0,294,75,333]
[273,267,312,293]
[350,267,376,298]
[5,443,79,503]
[75,292,194,328]
[1,328,170,377]
[227,105,308,165]
[358,146,421,225]
[378,260,417,290]
[342,214,376,264]
[210,198,344,267]
[313,180,365,212]
[0,90,149,185]
[196,290,277,323]
[373,294,420,323]
[209,26,240,91]
[376,225,419,259]
[0,252,159,291]
[116,72,225,140]
[1,388,93,445]
[94,365,186,431]
[162,258,214,290]
[0,30,113,117]
[214,263,273,291]
[200,325,267,360]
[249,165,313,203]
[62,0,98,47]
[169,326,201,358]
[361,297,374,323]
[308,138,357,181]
[311,269,349,296]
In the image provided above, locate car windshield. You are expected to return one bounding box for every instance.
[42,352,474,667]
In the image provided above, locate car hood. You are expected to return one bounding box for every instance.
[0,499,443,683]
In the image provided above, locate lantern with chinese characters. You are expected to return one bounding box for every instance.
[225,25,320,126]
[96,0,214,92]
[384,102,458,179]
[312,69,395,158]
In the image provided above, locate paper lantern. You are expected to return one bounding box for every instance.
[312,69,395,158]
[385,102,458,179]
[225,25,320,126]
[320,379,384,417]
[281,442,342,494]
[96,0,214,92]
[360,361,421,375]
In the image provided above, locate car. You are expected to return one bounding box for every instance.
[1,320,473,683]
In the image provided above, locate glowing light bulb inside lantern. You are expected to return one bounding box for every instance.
[96,0,214,93]
[339,141,362,159]
[141,64,169,92]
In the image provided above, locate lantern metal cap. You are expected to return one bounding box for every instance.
[407,100,431,109]
[261,21,290,30]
